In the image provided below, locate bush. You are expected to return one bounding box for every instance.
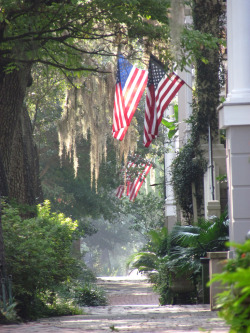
[74,283,107,306]
[210,240,250,333]
[2,200,84,319]
[44,300,83,317]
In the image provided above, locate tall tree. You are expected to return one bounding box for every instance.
[0,0,170,205]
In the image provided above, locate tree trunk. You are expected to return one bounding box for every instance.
[0,64,43,279]
[0,65,43,205]
[0,196,7,280]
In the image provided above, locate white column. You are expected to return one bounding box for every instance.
[178,68,193,147]
[226,0,250,103]
[219,0,250,243]
[165,105,177,231]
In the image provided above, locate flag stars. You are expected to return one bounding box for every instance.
[118,57,133,88]
[151,61,165,87]
[143,55,185,147]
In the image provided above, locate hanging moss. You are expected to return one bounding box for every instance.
[58,58,138,190]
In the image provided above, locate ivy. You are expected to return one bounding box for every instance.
[192,0,226,137]
[171,141,207,222]
[170,0,225,221]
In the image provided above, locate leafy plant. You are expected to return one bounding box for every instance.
[0,302,20,324]
[127,227,174,304]
[171,141,207,220]
[210,240,250,333]
[161,105,179,139]
[170,0,226,223]
[2,200,84,319]
[40,296,83,317]
[128,214,229,305]
[74,284,107,307]
[127,227,169,274]
[169,213,229,274]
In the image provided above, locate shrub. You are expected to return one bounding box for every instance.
[74,284,107,306]
[45,300,83,317]
[210,240,250,333]
[2,200,83,319]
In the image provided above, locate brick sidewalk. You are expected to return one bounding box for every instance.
[0,276,229,333]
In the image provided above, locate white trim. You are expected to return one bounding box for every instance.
[219,103,250,129]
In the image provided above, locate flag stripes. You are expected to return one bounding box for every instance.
[115,160,152,201]
[115,185,124,199]
[143,56,185,147]
[129,164,152,201]
[144,85,156,147]
[112,55,148,141]
[113,54,186,202]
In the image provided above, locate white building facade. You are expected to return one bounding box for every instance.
[219,0,250,243]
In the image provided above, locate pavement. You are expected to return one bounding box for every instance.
[0,275,229,333]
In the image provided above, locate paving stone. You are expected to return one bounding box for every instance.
[0,276,229,333]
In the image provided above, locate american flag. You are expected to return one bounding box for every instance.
[115,185,124,199]
[129,163,152,201]
[143,55,185,147]
[113,54,148,141]
[115,158,152,201]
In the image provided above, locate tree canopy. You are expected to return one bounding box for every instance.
[0,0,172,205]
[0,0,170,73]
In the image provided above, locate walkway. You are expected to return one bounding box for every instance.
[0,275,229,333]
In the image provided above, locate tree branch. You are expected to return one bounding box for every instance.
[8,57,111,74]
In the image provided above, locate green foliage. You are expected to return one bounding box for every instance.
[127,227,169,273]
[129,214,229,305]
[0,0,171,74]
[0,0,224,76]
[171,141,207,220]
[161,105,178,139]
[0,302,20,324]
[170,1,226,222]
[191,0,226,136]
[2,200,84,319]
[210,240,250,333]
[179,28,224,70]
[120,192,165,235]
[216,174,227,184]
[127,227,174,303]
[169,213,229,274]
[74,283,107,306]
[38,292,83,317]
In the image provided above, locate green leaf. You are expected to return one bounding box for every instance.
[168,129,177,139]
[161,118,175,129]
[174,105,178,122]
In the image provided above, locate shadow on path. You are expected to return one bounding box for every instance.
[0,276,229,333]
